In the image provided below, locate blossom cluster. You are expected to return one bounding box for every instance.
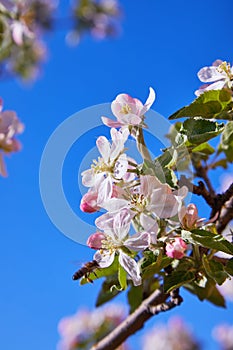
[0,98,24,176]
[79,88,207,287]
[195,59,233,96]
[57,304,127,350]
[67,0,121,45]
[0,0,56,79]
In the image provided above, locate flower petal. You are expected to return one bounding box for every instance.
[94,250,115,268]
[197,66,224,83]
[119,251,142,286]
[124,232,150,251]
[140,87,156,115]
[101,116,122,128]
[96,136,111,162]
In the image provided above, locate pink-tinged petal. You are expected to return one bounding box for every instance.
[119,251,141,286]
[140,175,162,197]
[87,232,105,249]
[140,87,156,115]
[166,237,187,259]
[197,66,224,83]
[101,116,122,128]
[95,212,115,232]
[124,232,150,251]
[94,250,115,268]
[0,153,7,177]
[213,59,223,67]
[118,113,142,125]
[80,191,100,213]
[97,175,113,205]
[149,191,181,218]
[96,135,111,162]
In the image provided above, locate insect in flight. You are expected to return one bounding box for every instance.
[72,260,99,283]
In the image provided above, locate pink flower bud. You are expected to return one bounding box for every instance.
[180,204,199,229]
[87,232,105,249]
[80,191,100,213]
[165,237,187,259]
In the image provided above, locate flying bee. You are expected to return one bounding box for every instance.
[72,260,99,283]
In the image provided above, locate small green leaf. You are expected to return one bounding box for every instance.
[118,264,127,290]
[169,89,233,121]
[225,258,233,276]
[184,280,226,307]
[96,276,121,307]
[182,118,224,145]
[202,255,228,285]
[219,121,233,162]
[164,270,195,293]
[192,142,215,155]
[209,158,228,170]
[127,285,143,313]
[191,229,233,255]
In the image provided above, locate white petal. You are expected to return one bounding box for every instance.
[140,87,156,115]
[198,66,224,83]
[102,197,130,212]
[94,250,115,268]
[114,153,128,179]
[119,251,142,286]
[113,209,131,240]
[124,232,150,251]
[81,168,96,187]
[97,176,113,205]
[101,116,122,128]
[140,213,159,234]
[96,136,111,162]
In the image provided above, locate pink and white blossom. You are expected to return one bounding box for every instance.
[195,60,233,96]
[165,237,187,259]
[101,87,156,128]
[0,101,24,176]
[81,128,130,205]
[88,209,150,286]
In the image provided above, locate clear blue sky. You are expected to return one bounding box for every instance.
[1,1,233,349]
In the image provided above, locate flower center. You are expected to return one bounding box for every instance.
[131,193,147,212]
[120,104,131,114]
[217,61,233,80]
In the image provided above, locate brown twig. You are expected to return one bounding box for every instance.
[216,197,233,234]
[91,288,183,350]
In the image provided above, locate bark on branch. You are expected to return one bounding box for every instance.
[91,288,183,350]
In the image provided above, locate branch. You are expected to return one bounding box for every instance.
[91,288,183,350]
[216,197,233,234]
[179,175,214,207]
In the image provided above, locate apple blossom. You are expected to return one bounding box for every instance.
[195,59,233,96]
[80,190,100,213]
[212,324,233,350]
[57,304,126,350]
[0,100,24,176]
[165,237,187,259]
[88,209,150,286]
[81,127,131,205]
[101,87,156,129]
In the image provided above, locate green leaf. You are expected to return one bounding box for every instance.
[192,142,215,155]
[164,269,196,293]
[169,89,233,121]
[96,276,121,307]
[219,121,233,162]
[118,264,127,290]
[142,255,172,279]
[191,229,233,255]
[184,280,226,307]
[127,285,143,313]
[209,158,228,170]
[202,255,228,285]
[225,258,233,276]
[181,118,224,145]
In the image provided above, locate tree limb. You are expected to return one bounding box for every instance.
[91,288,183,350]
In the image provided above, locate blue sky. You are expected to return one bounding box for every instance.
[1,0,233,349]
